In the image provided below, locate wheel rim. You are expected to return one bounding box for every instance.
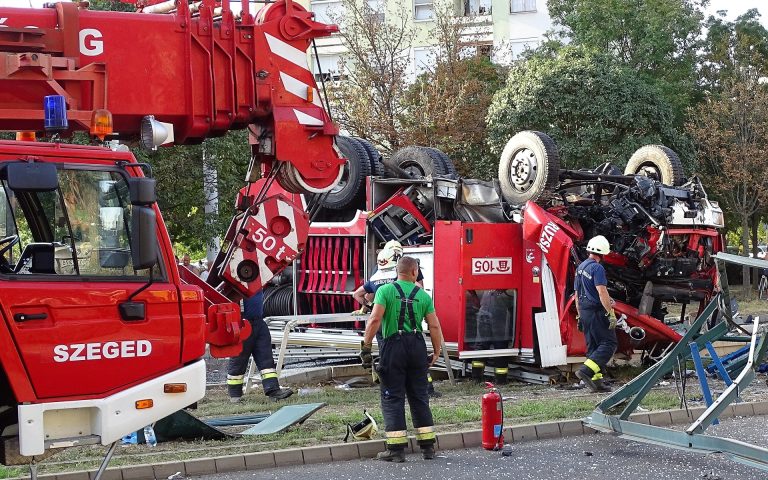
[507,148,539,193]
[636,163,662,181]
[330,161,350,195]
[399,160,427,178]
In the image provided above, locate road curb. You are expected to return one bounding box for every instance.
[13,400,768,480]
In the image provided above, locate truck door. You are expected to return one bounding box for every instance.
[0,166,182,400]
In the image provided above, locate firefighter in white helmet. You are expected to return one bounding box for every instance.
[574,235,618,392]
[352,240,439,397]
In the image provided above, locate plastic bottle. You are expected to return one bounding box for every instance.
[143,424,157,447]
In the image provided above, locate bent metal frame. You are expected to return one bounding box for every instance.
[584,253,768,472]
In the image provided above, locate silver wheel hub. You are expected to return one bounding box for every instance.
[509,148,538,192]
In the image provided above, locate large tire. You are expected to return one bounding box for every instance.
[321,136,371,210]
[424,147,457,176]
[497,131,560,205]
[624,145,685,186]
[384,146,449,179]
[352,137,385,177]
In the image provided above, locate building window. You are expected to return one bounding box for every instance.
[509,39,539,59]
[414,0,434,21]
[313,54,345,81]
[510,0,535,13]
[413,47,436,76]
[464,0,492,16]
[366,0,385,23]
[311,0,343,25]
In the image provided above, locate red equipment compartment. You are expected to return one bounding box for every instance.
[434,221,538,359]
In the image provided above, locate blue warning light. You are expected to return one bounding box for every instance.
[44,95,68,132]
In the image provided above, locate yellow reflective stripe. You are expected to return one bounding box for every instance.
[415,426,434,434]
[385,430,408,445]
[584,359,601,374]
[261,368,276,375]
[427,373,433,383]
[227,375,244,385]
[472,361,485,368]
[416,432,436,441]
[592,372,603,381]
[262,372,278,379]
[495,368,508,374]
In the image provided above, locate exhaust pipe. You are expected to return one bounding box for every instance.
[629,326,646,345]
[616,314,646,346]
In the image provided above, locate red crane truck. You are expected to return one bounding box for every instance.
[0,0,343,469]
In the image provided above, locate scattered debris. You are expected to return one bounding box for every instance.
[584,451,593,456]
[501,444,513,457]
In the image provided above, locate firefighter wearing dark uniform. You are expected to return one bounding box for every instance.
[472,290,515,385]
[360,256,444,463]
[574,235,618,393]
[227,291,293,401]
[352,241,439,396]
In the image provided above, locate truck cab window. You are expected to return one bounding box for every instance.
[0,168,161,278]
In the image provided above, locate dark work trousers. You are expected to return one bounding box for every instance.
[377,332,435,450]
[581,306,618,378]
[227,317,280,397]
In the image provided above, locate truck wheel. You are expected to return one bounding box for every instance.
[321,136,371,210]
[352,137,385,177]
[384,146,449,179]
[624,145,685,186]
[498,131,560,205]
[424,147,457,176]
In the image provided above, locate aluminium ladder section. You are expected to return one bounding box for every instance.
[584,253,768,472]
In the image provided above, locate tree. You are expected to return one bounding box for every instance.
[700,9,768,91]
[399,3,506,178]
[486,47,691,171]
[687,80,768,287]
[546,0,707,118]
[133,131,251,254]
[327,0,415,152]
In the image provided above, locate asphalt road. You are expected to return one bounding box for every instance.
[193,416,768,480]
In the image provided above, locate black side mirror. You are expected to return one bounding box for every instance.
[128,177,157,206]
[131,206,157,270]
[7,162,58,192]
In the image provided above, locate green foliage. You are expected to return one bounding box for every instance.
[547,0,707,118]
[133,131,251,253]
[700,9,768,90]
[486,47,692,171]
[401,56,507,179]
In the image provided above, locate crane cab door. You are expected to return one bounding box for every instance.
[0,164,183,400]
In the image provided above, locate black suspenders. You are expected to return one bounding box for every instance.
[392,283,421,332]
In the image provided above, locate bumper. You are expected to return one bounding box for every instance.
[18,360,206,456]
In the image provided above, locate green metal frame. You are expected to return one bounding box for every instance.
[584,253,768,471]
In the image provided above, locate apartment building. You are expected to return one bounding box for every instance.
[309,0,553,80]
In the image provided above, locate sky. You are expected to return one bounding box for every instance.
[0,0,766,25]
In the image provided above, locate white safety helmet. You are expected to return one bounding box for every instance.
[377,240,403,270]
[586,235,610,256]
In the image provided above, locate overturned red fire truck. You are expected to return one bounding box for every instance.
[277,131,724,373]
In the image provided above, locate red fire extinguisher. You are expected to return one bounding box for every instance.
[481,382,504,450]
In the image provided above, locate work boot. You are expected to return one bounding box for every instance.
[494,372,508,385]
[575,369,599,392]
[376,449,406,463]
[421,445,436,460]
[229,396,242,404]
[593,379,612,393]
[427,383,442,398]
[265,387,294,400]
[471,365,485,383]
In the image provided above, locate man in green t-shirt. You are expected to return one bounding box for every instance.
[359,256,444,463]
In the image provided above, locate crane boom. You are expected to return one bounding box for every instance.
[0,0,344,192]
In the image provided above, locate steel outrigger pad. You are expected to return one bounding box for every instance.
[583,262,768,471]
